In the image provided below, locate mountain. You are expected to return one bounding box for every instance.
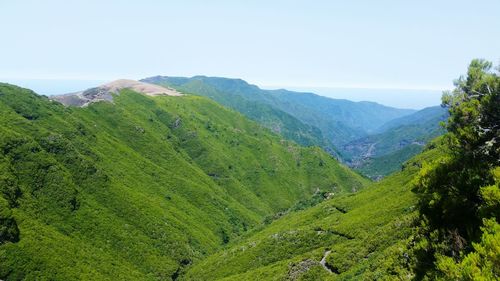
[0,82,368,280]
[182,141,443,280]
[141,76,415,149]
[1,60,495,281]
[51,79,182,106]
[141,76,334,154]
[376,105,448,133]
[341,106,448,178]
[266,88,415,134]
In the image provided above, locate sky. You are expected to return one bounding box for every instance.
[0,0,499,108]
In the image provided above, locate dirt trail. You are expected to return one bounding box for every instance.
[320,250,333,273]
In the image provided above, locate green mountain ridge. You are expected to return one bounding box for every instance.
[141,76,335,153]
[1,59,497,281]
[182,141,443,280]
[342,106,448,178]
[0,82,367,280]
[141,75,415,150]
[141,76,445,179]
[375,106,447,133]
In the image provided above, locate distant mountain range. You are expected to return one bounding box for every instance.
[342,106,448,178]
[142,76,445,177]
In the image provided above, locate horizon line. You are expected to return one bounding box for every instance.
[0,76,451,93]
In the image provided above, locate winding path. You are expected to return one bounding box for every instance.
[320,250,333,273]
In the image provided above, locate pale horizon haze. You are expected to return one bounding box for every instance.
[1,0,499,108]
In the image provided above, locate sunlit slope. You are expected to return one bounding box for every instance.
[183,145,441,280]
[0,83,367,280]
[143,76,414,152]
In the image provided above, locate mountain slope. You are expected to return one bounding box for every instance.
[267,88,415,134]
[141,76,415,149]
[0,83,368,280]
[341,106,448,178]
[142,77,332,151]
[183,143,442,280]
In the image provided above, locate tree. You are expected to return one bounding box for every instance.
[412,59,499,279]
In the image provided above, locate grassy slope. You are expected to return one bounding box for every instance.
[0,83,368,280]
[143,76,414,149]
[183,145,442,280]
[149,78,332,150]
[144,76,443,179]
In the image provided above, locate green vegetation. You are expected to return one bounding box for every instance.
[0,59,496,280]
[343,106,447,178]
[178,59,499,280]
[142,76,414,154]
[0,84,367,280]
[182,142,441,280]
[356,144,424,179]
[143,77,335,152]
[412,59,499,280]
[143,76,445,179]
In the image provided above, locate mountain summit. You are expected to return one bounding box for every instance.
[52,79,182,106]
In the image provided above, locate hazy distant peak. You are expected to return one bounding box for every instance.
[52,79,182,106]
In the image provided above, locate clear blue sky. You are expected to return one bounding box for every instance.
[1,1,499,102]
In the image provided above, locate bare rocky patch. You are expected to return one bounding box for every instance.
[52,79,182,106]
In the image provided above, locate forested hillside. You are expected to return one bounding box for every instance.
[1,0,498,279]
[143,76,446,178]
[182,143,441,280]
[342,106,448,179]
[183,59,500,280]
[142,76,334,152]
[0,59,497,281]
[142,76,414,152]
[0,83,367,280]
[181,60,499,280]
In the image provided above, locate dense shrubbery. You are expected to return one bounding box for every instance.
[412,59,499,279]
[183,150,436,280]
[180,59,499,280]
[0,83,367,280]
[1,59,495,280]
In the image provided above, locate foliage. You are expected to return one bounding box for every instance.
[143,77,334,151]
[183,147,440,280]
[436,218,500,280]
[144,76,448,179]
[412,59,500,279]
[0,83,367,280]
[142,76,414,155]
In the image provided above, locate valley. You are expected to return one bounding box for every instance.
[2,2,499,280]
[0,82,367,280]
[142,76,445,178]
[0,61,497,281]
